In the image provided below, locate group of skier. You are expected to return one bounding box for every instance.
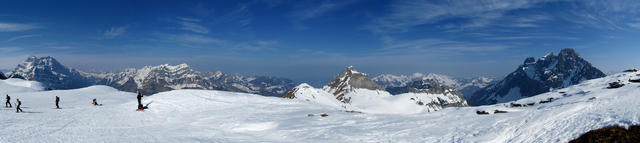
[4,91,145,113]
[5,94,22,113]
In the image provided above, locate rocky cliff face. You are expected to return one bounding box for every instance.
[469,48,606,106]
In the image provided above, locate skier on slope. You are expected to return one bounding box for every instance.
[55,96,60,109]
[92,98,100,106]
[16,98,23,113]
[137,92,143,110]
[5,94,11,108]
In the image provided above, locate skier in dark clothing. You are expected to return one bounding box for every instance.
[16,99,23,113]
[5,94,10,108]
[137,92,143,110]
[92,98,101,106]
[55,96,60,109]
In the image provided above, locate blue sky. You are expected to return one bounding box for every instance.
[1,0,639,84]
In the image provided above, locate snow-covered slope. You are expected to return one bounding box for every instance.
[1,71,639,142]
[470,48,606,106]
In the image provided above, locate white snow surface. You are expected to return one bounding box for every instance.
[2,71,640,142]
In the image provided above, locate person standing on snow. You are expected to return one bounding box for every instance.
[137,92,143,110]
[55,96,60,109]
[16,98,23,113]
[5,94,11,108]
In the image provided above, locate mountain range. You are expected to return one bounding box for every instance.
[372,73,495,99]
[6,56,296,96]
[2,48,605,107]
[469,48,606,105]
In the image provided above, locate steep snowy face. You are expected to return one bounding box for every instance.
[10,56,93,89]
[387,79,468,107]
[324,66,385,103]
[469,48,606,106]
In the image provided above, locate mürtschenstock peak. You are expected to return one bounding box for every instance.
[469,48,606,106]
[9,56,296,96]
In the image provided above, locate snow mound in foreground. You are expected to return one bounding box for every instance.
[0,78,44,93]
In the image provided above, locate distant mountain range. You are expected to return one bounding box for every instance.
[469,48,606,105]
[6,56,296,96]
[372,73,495,99]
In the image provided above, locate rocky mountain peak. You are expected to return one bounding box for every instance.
[324,66,385,103]
[11,56,92,89]
[469,48,605,106]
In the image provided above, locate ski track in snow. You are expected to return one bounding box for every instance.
[1,72,640,142]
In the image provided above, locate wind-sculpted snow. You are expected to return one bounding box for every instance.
[1,71,640,142]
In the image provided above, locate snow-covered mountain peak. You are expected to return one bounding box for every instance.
[10,56,94,89]
[470,48,606,106]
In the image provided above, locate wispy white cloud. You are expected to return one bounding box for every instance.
[218,4,253,28]
[6,34,40,42]
[382,38,512,55]
[0,22,39,32]
[234,40,278,51]
[179,21,209,34]
[168,34,224,44]
[176,17,209,34]
[368,0,550,33]
[176,17,201,22]
[289,0,358,30]
[0,46,22,52]
[103,26,128,38]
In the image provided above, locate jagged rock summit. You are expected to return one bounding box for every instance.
[323,66,385,103]
[469,48,606,106]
